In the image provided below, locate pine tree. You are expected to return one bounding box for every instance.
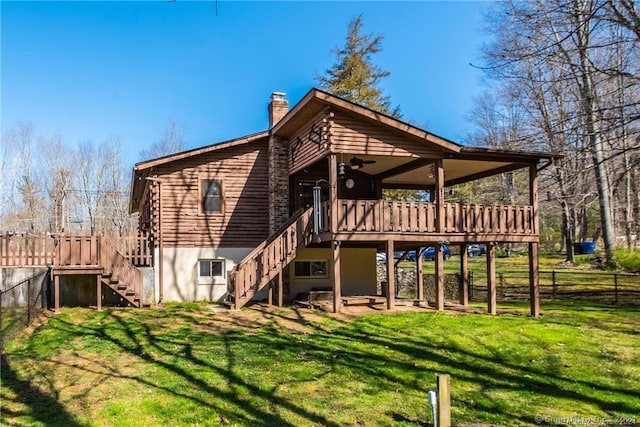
[317,14,400,118]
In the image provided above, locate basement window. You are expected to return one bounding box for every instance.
[294,260,328,278]
[199,259,225,278]
[201,179,223,213]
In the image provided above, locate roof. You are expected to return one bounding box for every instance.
[272,88,463,153]
[129,87,560,212]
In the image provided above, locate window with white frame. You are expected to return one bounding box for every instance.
[293,260,328,278]
[199,259,225,278]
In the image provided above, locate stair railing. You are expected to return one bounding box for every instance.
[227,207,314,309]
[99,237,143,303]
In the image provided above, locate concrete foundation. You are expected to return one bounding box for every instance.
[0,267,49,308]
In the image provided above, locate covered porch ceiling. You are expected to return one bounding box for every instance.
[324,151,547,188]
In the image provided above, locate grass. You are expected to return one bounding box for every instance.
[2,301,639,426]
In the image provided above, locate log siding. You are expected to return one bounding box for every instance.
[329,111,446,158]
[144,139,270,248]
[288,109,331,175]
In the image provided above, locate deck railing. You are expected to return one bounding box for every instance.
[55,236,100,266]
[332,199,535,235]
[0,235,55,267]
[0,232,152,268]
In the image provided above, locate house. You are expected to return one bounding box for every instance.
[129,89,555,316]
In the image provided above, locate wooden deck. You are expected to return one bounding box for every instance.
[1,234,151,311]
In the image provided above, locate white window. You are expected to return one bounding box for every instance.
[294,260,328,278]
[199,259,225,278]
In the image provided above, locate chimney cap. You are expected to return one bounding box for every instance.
[271,92,287,102]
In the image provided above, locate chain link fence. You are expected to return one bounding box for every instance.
[1,269,49,349]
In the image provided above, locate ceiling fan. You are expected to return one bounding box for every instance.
[349,156,376,170]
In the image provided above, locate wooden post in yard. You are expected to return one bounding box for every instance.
[460,244,469,306]
[416,247,424,301]
[386,240,395,310]
[54,274,60,313]
[529,164,540,317]
[96,274,102,311]
[529,243,540,317]
[437,374,451,427]
[435,243,445,311]
[487,243,497,315]
[332,241,342,314]
[434,159,445,311]
[267,282,273,306]
[277,273,284,308]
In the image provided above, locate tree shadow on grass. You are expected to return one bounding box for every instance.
[3,305,640,426]
[1,353,85,427]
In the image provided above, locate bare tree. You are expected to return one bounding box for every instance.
[139,119,186,160]
[477,0,640,264]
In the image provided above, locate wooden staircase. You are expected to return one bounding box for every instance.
[99,239,143,307]
[225,207,314,309]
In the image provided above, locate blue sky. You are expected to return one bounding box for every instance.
[2,1,490,168]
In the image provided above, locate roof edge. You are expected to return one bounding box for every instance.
[134,130,269,171]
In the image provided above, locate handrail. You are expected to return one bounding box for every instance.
[228,207,314,309]
[99,238,142,302]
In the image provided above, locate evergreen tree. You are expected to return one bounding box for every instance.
[317,14,400,118]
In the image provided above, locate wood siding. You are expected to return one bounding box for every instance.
[149,139,270,248]
[330,110,445,158]
[288,109,331,174]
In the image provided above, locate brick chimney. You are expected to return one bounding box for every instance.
[268,92,289,128]
[268,92,290,233]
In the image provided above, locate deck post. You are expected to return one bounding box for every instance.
[435,243,445,311]
[277,273,284,308]
[460,244,469,306]
[329,154,338,234]
[529,164,540,317]
[416,247,424,301]
[386,240,395,310]
[435,159,445,233]
[529,243,540,317]
[487,243,497,315]
[332,241,342,313]
[96,274,102,311]
[267,282,273,306]
[328,154,341,313]
[54,274,60,313]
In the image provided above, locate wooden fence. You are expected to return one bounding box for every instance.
[0,232,152,268]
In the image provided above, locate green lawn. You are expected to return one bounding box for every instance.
[2,302,639,426]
